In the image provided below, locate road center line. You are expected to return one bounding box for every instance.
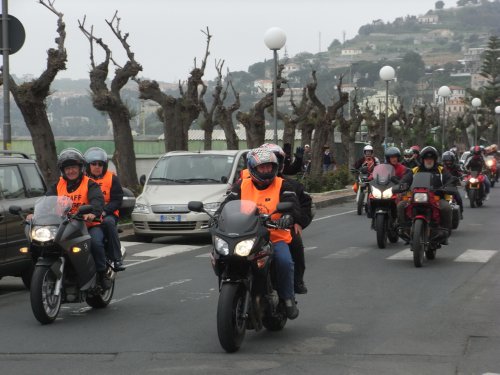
[313,210,357,222]
[110,279,192,305]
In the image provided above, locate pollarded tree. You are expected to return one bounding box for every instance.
[0,1,66,185]
[78,12,141,190]
[138,28,212,151]
[214,74,240,150]
[337,90,364,167]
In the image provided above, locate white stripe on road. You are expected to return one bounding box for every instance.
[111,279,192,305]
[121,241,145,247]
[312,210,357,222]
[304,246,318,251]
[388,249,413,260]
[323,247,370,259]
[134,245,202,258]
[196,253,211,258]
[454,250,497,263]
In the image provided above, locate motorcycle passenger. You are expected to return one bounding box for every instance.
[464,146,491,200]
[46,148,111,290]
[402,148,419,168]
[218,148,302,319]
[354,145,380,172]
[398,146,453,244]
[282,143,304,175]
[441,151,464,218]
[262,143,313,295]
[84,147,125,271]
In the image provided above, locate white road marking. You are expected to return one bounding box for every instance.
[304,246,318,251]
[388,249,413,260]
[196,253,211,258]
[120,241,145,247]
[133,245,201,258]
[313,210,357,222]
[111,279,192,305]
[454,250,498,263]
[323,247,370,259]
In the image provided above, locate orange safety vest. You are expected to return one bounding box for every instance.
[90,171,119,217]
[240,177,292,244]
[240,169,251,179]
[56,175,99,227]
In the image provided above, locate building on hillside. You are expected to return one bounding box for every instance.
[435,85,466,104]
[364,90,399,114]
[417,14,439,24]
[471,73,489,91]
[341,49,362,56]
[463,47,486,74]
[253,79,273,94]
[427,29,453,38]
[446,97,466,118]
[282,62,301,78]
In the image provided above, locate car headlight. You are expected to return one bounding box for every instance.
[133,203,150,214]
[371,186,382,199]
[413,192,428,203]
[204,202,221,214]
[234,238,256,257]
[214,236,229,256]
[469,178,477,183]
[382,187,393,199]
[31,226,58,242]
[486,160,493,167]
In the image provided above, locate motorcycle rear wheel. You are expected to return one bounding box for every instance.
[357,189,365,215]
[375,214,387,249]
[469,190,477,208]
[86,275,115,308]
[30,266,62,325]
[217,283,247,353]
[411,219,426,268]
[262,300,288,331]
[451,209,460,230]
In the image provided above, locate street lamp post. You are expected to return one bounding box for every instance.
[264,27,287,145]
[471,97,481,146]
[495,106,500,146]
[438,85,451,154]
[379,66,396,150]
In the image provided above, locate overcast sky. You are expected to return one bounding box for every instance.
[7,0,441,83]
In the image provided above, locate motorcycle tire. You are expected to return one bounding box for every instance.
[375,214,387,249]
[469,190,477,208]
[411,219,426,268]
[425,249,436,260]
[451,209,460,230]
[30,265,62,325]
[262,300,288,332]
[357,189,365,216]
[86,276,115,308]
[217,283,247,353]
[492,180,496,188]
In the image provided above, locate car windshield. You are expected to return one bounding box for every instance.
[148,154,234,184]
[33,196,73,220]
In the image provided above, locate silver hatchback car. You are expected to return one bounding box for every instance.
[132,150,248,241]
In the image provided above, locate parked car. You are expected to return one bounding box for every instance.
[0,151,47,288]
[132,150,248,240]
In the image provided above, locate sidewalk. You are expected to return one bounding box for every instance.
[310,188,356,209]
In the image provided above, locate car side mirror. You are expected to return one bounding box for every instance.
[139,174,146,186]
[188,201,204,212]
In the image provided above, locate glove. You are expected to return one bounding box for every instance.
[276,214,293,229]
[294,147,304,159]
[390,176,400,184]
[208,214,219,227]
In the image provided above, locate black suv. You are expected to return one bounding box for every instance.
[0,151,46,288]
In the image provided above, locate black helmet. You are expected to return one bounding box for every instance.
[442,151,455,165]
[420,146,439,161]
[57,148,85,180]
[247,148,279,187]
[384,147,401,163]
[84,147,109,176]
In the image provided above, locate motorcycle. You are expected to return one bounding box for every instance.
[485,156,497,188]
[9,196,125,324]
[398,173,455,267]
[187,199,294,353]
[351,165,371,215]
[446,192,461,230]
[464,171,486,208]
[367,164,399,249]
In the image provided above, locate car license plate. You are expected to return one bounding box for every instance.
[160,214,181,222]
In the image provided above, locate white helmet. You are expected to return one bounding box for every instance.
[363,145,374,155]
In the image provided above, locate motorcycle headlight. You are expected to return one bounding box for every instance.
[469,178,477,183]
[214,236,229,256]
[413,192,429,203]
[234,238,256,257]
[133,203,150,214]
[382,187,393,199]
[31,226,58,242]
[486,160,493,167]
[204,202,221,215]
[371,186,382,199]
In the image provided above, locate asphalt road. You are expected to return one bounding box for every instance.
[0,188,499,374]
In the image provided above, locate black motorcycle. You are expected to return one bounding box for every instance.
[10,196,123,324]
[188,199,294,353]
[351,166,371,215]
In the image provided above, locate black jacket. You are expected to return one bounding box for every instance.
[281,177,313,229]
[400,164,454,193]
[47,177,104,217]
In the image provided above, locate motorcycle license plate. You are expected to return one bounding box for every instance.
[160,214,181,222]
[469,184,479,189]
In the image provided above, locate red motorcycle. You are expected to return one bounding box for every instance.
[399,173,453,268]
[464,171,486,208]
[485,156,497,188]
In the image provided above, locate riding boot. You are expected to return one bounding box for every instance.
[98,271,112,291]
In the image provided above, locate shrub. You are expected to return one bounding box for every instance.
[299,165,354,193]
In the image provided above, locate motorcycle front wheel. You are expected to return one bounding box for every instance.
[217,283,247,353]
[375,214,387,249]
[469,189,477,208]
[411,219,426,268]
[357,188,365,215]
[30,265,62,324]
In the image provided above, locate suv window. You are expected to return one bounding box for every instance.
[0,165,26,199]
[20,164,46,197]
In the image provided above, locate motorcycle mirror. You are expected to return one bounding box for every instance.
[9,205,22,215]
[77,205,94,215]
[139,174,146,186]
[188,201,204,212]
[276,202,293,213]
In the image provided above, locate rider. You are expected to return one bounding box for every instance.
[46,148,110,290]
[84,147,125,271]
[464,145,491,200]
[218,148,302,319]
[398,146,453,244]
[354,145,380,172]
[441,151,464,218]
[262,143,313,295]
[484,144,499,183]
[402,148,419,168]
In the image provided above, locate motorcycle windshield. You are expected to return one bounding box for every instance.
[32,196,73,225]
[411,172,432,189]
[218,200,259,234]
[372,164,395,185]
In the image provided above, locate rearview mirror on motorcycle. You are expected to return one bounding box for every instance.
[188,201,205,213]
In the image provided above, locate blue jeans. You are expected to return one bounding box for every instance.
[273,241,295,300]
[89,226,107,272]
[484,175,491,194]
[101,215,122,261]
